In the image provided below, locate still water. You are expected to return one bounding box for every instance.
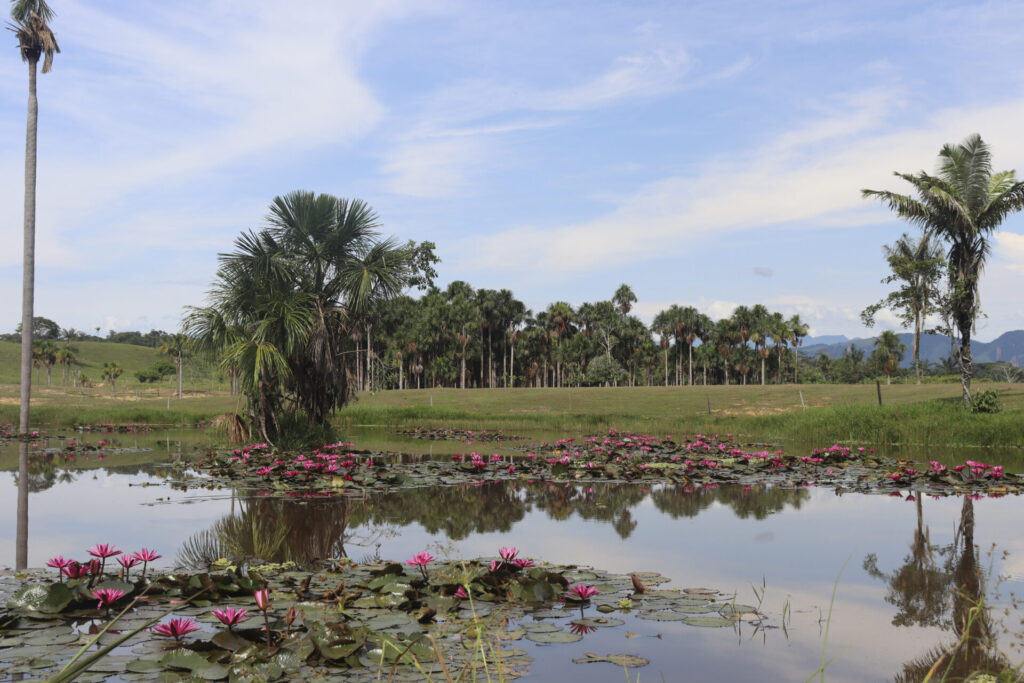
[2,428,1023,681]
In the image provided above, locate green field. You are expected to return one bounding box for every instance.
[3,353,1023,449]
[338,383,1024,449]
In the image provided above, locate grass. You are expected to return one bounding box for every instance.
[3,378,1024,449]
[0,340,227,392]
[337,383,1024,448]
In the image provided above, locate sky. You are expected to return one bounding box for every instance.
[1,0,1024,341]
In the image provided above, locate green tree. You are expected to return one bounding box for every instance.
[861,233,946,384]
[185,191,413,442]
[863,134,1024,405]
[872,330,907,384]
[157,333,189,399]
[101,362,122,390]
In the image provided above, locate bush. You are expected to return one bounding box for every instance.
[970,389,1000,414]
[584,356,627,387]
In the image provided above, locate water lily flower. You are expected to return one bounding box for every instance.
[407,551,434,581]
[566,584,599,601]
[93,588,126,613]
[133,548,162,581]
[254,589,272,646]
[498,547,518,562]
[152,617,201,643]
[254,589,271,611]
[62,561,89,580]
[212,606,251,629]
[513,558,535,569]
[88,543,121,576]
[46,556,72,582]
[117,554,140,580]
[454,586,468,599]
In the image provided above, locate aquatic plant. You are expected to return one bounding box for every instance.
[151,616,201,644]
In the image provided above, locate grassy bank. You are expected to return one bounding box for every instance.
[337,384,1024,448]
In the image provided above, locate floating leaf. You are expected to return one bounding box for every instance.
[572,652,649,667]
[682,616,733,628]
[7,583,73,614]
[524,630,583,643]
[572,617,625,628]
[125,659,164,673]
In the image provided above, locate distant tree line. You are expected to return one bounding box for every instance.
[1,317,172,347]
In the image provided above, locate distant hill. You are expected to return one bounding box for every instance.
[801,331,1024,367]
[802,334,849,346]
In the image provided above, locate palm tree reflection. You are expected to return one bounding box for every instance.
[865,496,1010,681]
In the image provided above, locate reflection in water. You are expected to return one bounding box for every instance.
[178,495,398,568]
[865,496,1010,681]
[17,441,28,570]
[182,481,815,569]
[651,483,810,520]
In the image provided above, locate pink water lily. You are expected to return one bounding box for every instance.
[117,554,140,580]
[406,551,434,581]
[498,547,518,562]
[93,588,126,612]
[212,606,251,629]
[152,617,200,643]
[566,584,599,601]
[88,543,122,576]
[62,561,89,580]
[133,548,161,581]
[454,586,469,599]
[254,589,272,646]
[513,558,535,569]
[46,556,72,582]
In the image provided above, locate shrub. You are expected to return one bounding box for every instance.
[970,389,1000,414]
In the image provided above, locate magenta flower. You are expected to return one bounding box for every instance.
[513,558,535,569]
[406,551,434,581]
[62,562,89,580]
[211,606,251,629]
[47,556,72,582]
[152,617,201,643]
[254,589,272,646]
[498,547,518,562]
[133,548,161,581]
[406,551,434,567]
[88,543,121,576]
[93,588,126,612]
[254,589,271,611]
[454,586,469,599]
[117,554,140,580]
[566,584,599,601]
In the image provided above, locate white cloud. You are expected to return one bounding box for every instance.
[994,231,1024,274]
[461,91,1024,274]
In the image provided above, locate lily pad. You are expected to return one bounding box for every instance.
[6,583,73,614]
[572,617,625,628]
[572,652,649,668]
[682,615,734,628]
[634,611,687,621]
[126,659,165,673]
[524,630,584,643]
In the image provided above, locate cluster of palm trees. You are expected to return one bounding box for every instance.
[863,134,1024,405]
[367,285,811,391]
[29,339,75,386]
[185,191,424,442]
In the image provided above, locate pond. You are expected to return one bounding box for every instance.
[1,426,1023,681]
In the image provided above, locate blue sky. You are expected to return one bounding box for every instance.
[2,0,1024,340]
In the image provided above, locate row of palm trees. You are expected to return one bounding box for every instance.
[366,285,811,391]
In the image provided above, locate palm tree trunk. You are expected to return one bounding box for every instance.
[177,357,183,399]
[688,344,694,386]
[16,58,40,571]
[760,353,766,386]
[913,314,922,385]
[663,348,668,386]
[509,337,515,388]
[959,325,972,406]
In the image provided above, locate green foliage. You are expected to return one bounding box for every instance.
[135,359,176,383]
[584,356,627,387]
[970,389,1000,414]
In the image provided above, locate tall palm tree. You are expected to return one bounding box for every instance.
[787,314,809,383]
[13,0,59,434]
[157,333,189,399]
[749,304,771,385]
[12,0,58,574]
[863,134,1024,405]
[862,233,946,385]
